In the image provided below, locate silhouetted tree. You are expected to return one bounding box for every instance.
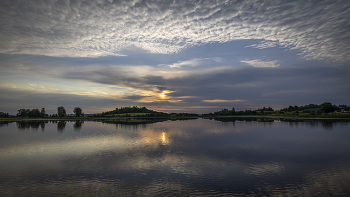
[28,109,40,117]
[321,102,338,113]
[40,108,46,117]
[17,109,30,118]
[57,106,66,117]
[73,107,83,117]
[0,112,9,118]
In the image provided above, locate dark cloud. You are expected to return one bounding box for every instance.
[57,64,350,111]
[122,95,152,100]
[0,88,130,115]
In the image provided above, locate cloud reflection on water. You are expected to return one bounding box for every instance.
[0,119,350,196]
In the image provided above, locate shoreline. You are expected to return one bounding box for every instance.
[1,115,350,122]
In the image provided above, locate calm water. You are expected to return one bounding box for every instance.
[0,118,350,196]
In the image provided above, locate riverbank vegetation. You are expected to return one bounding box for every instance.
[203,102,350,118]
[1,102,350,121]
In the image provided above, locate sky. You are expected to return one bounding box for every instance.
[0,0,350,115]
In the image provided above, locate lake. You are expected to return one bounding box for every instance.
[0,118,350,196]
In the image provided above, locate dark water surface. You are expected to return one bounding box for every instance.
[0,118,350,196]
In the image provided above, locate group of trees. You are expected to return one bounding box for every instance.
[17,108,46,118]
[278,102,348,113]
[209,106,275,116]
[95,106,168,117]
[205,102,349,116]
[15,106,83,118]
[213,107,236,116]
[102,106,155,116]
[320,102,339,113]
[257,107,274,112]
[57,106,83,117]
[279,104,320,112]
[170,113,200,117]
[6,102,350,119]
[279,102,350,113]
[0,112,9,118]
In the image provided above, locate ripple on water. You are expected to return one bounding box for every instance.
[0,120,350,196]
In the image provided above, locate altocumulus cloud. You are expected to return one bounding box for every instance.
[0,0,349,61]
[0,0,350,114]
[159,57,222,68]
[241,59,280,68]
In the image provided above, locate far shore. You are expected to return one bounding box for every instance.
[1,114,350,122]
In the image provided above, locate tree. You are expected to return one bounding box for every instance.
[40,108,46,117]
[17,109,29,118]
[321,102,338,113]
[73,107,83,117]
[232,107,235,115]
[288,105,294,111]
[294,105,299,111]
[57,106,66,117]
[28,108,40,117]
[0,112,9,118]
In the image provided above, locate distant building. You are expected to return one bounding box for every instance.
[303,108,323,113]
[334,109,344,113]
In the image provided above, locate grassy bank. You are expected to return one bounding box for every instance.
[0,117,95,121]
[0,116,198,122]
[209,114,350,119]
[1,113,350,122]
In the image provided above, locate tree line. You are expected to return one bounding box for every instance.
[96,106,199,117]
[0,112,10,118]
[96,106,169,117]
[102,106,155,115]
[203,102,350,116]
[2,102,349,119]
[16,106,84,118]
[279,102,348,113]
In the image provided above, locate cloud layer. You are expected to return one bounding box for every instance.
[0,0,350,114]
[241,59,280,68]
[1,0,350,61]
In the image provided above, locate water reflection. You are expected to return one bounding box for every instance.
[57,121,66,132]
[161,132,169,145]
[73,120,83,131]
[16,121,46,131]
[245,162,285,176]
[0,122,9,127]
[212,117,349,131]
[0,119,350,196]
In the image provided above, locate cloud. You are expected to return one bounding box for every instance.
[159,57,222,68]
[246,41,279,49]
[0,0,349,61]
[1,49,348,114]
[55,63,350,112]
[203,99,244,103]
[0,86,131,114]
[122,95,152,100]
[241,59,280,68]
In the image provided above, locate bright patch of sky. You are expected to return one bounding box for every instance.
[241,59,280,68]
[0,0,350,114]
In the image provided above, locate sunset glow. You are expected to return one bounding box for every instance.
[0,0,349,114]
